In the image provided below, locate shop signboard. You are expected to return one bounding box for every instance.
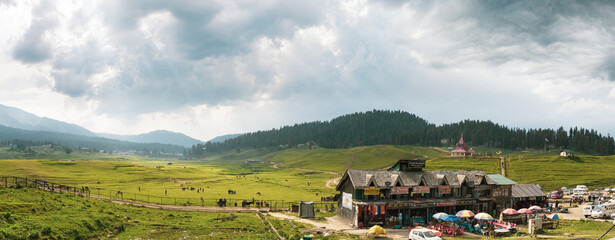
[456,200,476,205]
[391,186,409,195]
[436,201,456,207]
[413,186,430,193]
[407,160,426,168]
[438,186,451,194]
[342,192,352,209]
[411,200,435,208]
[492,185,511,199]
[364,187,380,195]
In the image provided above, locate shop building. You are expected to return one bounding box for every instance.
[336,159,496,228]
[487,174,516,211]
[512,184,547,209]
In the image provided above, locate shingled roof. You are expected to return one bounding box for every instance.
[338,169,493,190]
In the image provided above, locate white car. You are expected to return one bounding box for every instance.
[583,205,595,218]
[409,229,442,240]
[611,213,615,219]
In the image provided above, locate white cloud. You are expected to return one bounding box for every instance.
[2,0,615,141]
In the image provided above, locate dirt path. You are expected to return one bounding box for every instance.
[326,177,341,189]
[500,157,506,176]
[80,193,269,213]
[430,146,450,154]
[267,212,354,231]
[270,162,341,175]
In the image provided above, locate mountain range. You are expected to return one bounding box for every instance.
[0,104,204,148]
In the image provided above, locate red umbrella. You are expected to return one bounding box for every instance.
[518,208,533,214]
[502,208,519,215]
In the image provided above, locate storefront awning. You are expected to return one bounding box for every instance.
[354,201,387,206]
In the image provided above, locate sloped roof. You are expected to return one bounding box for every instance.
[487,174,517,185]
[342,169,493,189]
[512,184,546,198]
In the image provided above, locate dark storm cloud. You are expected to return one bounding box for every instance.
[599,55,615,81]
[12,0,57,63]
[102,0,326,59]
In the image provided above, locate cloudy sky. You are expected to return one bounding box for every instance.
[1,0,615,141]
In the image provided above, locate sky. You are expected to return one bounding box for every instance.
[1,0,615,141]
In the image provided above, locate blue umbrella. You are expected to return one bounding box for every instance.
[442,214,461,222]
[552,214,562,220]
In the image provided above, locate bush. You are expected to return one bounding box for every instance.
[27,231,40,240]
[41,226,52,235]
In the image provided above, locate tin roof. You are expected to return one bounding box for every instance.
[339,168,493,190]
[512,184,546,198]
[487,174,518,185]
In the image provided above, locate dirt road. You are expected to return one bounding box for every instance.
[326,177,341,189]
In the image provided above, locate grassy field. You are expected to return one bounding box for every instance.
[1,145,614,201]
[0,186,361,239]
[0,159,338,204]
[266,145,436,173]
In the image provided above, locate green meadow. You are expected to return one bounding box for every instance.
[0,186,353,239]
[2,145,615,202]
[2,145,615,239]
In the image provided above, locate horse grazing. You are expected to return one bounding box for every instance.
[228,190,236,194]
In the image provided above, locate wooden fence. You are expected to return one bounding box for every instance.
[0,176,336,211]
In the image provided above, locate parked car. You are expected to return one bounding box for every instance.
[409,229,442,240]
[611,213,615,219]
[551,190,564,199]
[583,205,595,218]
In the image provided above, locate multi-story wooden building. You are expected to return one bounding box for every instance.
[336,159,499,228]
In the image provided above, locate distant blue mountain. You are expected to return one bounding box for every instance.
[208,133,242,143]
[0,104,95,137]
[98,130,203,147]
[0,104,203,148]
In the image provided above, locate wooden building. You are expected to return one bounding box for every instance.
[336,159,496,228]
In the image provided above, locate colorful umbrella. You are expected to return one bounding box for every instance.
[529,205,543,211]
[552,214,562,220]
[474,212,495,221]
[502,208,519,215]
[456,210,475,218]
[442,214,461,222]
[517,208,533,214]
[432,212,449,220]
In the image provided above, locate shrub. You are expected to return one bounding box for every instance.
[41,226,52,235]
[27,231,40,240]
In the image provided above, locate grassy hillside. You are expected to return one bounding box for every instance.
[0,187,320,239]
[259,145,615,192]
[266,145,439,173]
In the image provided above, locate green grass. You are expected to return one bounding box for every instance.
[0,158,338,203]
[267,145,434,173]
[0,186,362,240]
[542,219,615,238]
[0,187,281,239]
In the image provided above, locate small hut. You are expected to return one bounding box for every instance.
[299,201,315,218]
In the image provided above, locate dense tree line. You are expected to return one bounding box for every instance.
[191,110,615,156]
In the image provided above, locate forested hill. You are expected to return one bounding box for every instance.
[190,110,615,156]
[191,110,432,154]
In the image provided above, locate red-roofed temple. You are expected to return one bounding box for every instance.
[451,135,475,157]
